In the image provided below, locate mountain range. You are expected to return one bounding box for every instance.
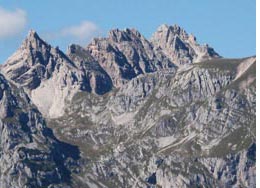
[0,24,256,188]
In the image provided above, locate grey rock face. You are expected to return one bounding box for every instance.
[0,25,255,188]
[67,44,113,95]
[1,31,112,118]
[87,28,175,87]
[50,57,255,188]
[151,24,220,65]
[2,30,72,90]
[0,74,80,188]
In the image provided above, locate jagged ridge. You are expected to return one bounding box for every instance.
[0,24,255,188]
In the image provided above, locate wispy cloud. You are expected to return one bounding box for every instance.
[0,7,27,39]
[44,21,101,46]
[61,21,100,40]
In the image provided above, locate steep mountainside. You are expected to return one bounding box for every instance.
[49,57,255,188]
[0,24,256,188]
[87,28,175,87]
[1,31,112,118]
[0,73,80,188]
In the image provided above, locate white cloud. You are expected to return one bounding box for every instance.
[60,21,100,41]
[0,7,27,39]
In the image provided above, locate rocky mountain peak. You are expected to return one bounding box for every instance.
[155,24,189,41]
[87,28,174,87]
[108,28,143,43]
[27,29,38,40]
[151,24,220,65]
[21,30,66,60]
[1,30,69,90]
[1,31,113,118]
[21,30,50,52]
[27,29,39,39]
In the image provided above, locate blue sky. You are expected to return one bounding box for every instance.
[0,0,256,63]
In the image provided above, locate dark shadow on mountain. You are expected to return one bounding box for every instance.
[41,122,81,185]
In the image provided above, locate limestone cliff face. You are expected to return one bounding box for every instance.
[87,28,175,87]
[67,44,113,95]
[0,74,80,188]
[1,31,112,118]
[151,24,220,65]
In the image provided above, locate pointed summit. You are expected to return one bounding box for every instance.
[157,24,169,31]
[152,24,189,44]
[156,24,185,35]
[20,29,49,51]
[108,28,143,43]
[27,29,38,38]
[151,24,220,65]
[1,28,73,92]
